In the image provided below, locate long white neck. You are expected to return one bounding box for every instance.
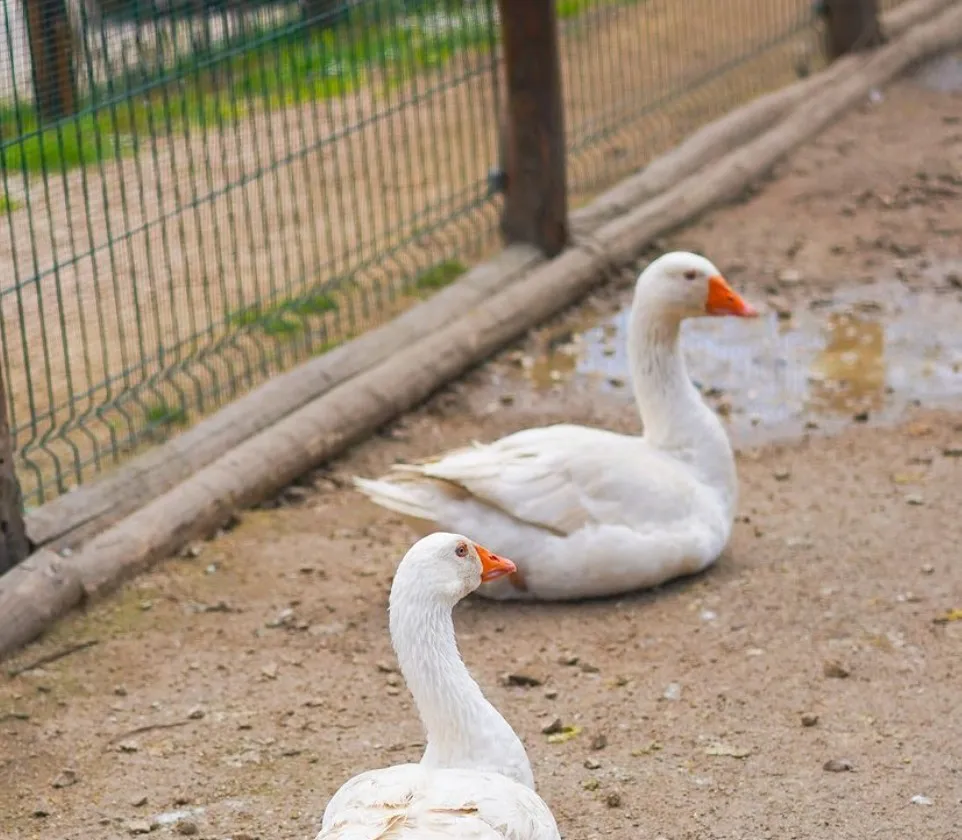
[388,571,535,790]
[627,294,738,515]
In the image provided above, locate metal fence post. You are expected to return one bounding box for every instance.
[23,0,78,122]
[821,0,885,61]
[496,0,568,258]
[0,363,28,574]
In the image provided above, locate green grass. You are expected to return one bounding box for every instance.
[0,194,21,212]
[143,397,188,429]
[1,0,636,174]
[228,289,339,338]
[413,259,466,291]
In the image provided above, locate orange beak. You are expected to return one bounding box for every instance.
[475,543,517,583]
[705,274,758,317]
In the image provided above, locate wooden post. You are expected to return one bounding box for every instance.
[0,363,28,575]
[496,0,568,258]
[822,0,885,61]
[23,0,78,123]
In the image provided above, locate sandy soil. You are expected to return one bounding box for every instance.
[3,61,962,840]
[1,0,810,504]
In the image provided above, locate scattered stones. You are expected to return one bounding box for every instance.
[801,712,819,728]
[502,673,542,688]
[580,662,600,674]
[265,609,296,629]
[51,769,78,789]
[174,819,199,836]
[558,654,579,667]
[921,563,935,575]
[114,685,128,697]
[590,733,608,751]
[778,268,802,287]
[187,707,205,720]
[773,467,792,481]
[376,661,397,674]
[942,444,962,457]
[823,758,854,772]
[705,742,752,759]
[260,663,279,681]
[544,689,559,700]
[584,757,601,770]
[905,494,925,506]
[127,819,153,835]
[823,660,850,679]
[605,792,623,808]
[31,805,51,818]
[131,795,149,808]
[117,740,140,753]
[541,717,564,736]
[582,778,600,791]
[662,682,682,701]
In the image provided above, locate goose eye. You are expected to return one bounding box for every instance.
[683,269,698,281]
[455,542,468,558]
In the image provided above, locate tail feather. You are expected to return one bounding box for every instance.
[352,476,442,522]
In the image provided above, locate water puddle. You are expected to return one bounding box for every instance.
[497,278,962,446]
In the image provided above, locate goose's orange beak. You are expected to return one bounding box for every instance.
[475,543,517,582]
[706,274,758,317]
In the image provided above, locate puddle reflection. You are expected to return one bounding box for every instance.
[504,281,962,445]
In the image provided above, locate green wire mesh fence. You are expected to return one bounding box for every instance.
[0,0,876,509]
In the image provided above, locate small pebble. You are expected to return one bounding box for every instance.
[584,758,601,770]
[778,268,802,286]
[663,682,682,701]
[51,769,78,789]
[773,467,791,481]
[823,758,854,772]
[605,792,622,808]
[503,673,542,688]
[801,712,819,727]
[823,660,850,679]
[905,494,925,506]
[541,717,564,735]
[544,689,558,700]
[590,734,608,751]
[187,707,205,720]
[127,820,152,835]
[910,794,933,806]
[130,795,148,808]
[174,819,199,836]
[921,563,934,575]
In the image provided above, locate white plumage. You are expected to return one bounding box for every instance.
[354,252,758,601]
[313,533,560,840]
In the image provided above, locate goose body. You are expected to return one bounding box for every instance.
[353,252,758,601]
[315,533,560,840]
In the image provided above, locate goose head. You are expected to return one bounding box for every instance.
[394,531,517,607]
[635,251,758,322]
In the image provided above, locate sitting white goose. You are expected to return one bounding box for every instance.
[314,532,561,840]
[353,251,758,601]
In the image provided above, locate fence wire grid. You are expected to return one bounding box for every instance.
[0,0,888,508]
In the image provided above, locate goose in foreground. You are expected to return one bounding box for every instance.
[353,252,759,601]
[314,532,560,840]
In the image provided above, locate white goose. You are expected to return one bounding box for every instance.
[354,252,758,601]
[315,532,561,840]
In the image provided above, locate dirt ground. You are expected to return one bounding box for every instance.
[3,62,962,840]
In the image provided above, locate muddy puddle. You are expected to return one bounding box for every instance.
[483,277,962,446]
